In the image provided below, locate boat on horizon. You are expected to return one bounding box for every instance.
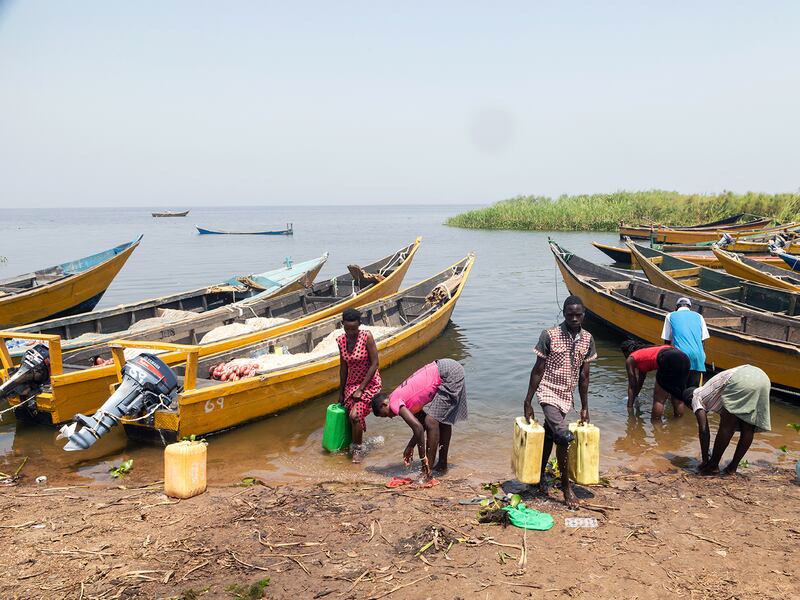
[152,210,190,217]
[196,223,293,235]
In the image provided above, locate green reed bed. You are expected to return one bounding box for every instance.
[447,191,800,232]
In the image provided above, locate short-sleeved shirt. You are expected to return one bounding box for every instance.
[533,322,597,413]
[389,361,442,415]
[662,307,710,372]
[691,367,740,413]
[630,345,671,373]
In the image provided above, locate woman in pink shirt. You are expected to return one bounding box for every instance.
[372,358,467,480]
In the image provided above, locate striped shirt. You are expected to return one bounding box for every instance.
[691,367,741,413]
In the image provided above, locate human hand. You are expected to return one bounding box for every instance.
[352,389,363,400]
[580,408,590,424]
[523,401,534,423]
[402,446,414,466]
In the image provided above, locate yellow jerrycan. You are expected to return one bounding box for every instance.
[512,417,545,484]
[568,422,600,485]
[164,440,208,499]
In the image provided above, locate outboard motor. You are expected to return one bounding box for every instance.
[58,353,178,451]
[717,232,735,247]
[0,344,50,401]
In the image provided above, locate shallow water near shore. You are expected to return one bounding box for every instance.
[1,205,799,486]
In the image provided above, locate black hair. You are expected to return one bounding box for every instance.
[563,295,584,311]
[342,308,362,323]
[620,338,653,357]
[371,392,389,416]
[682,386,698,406]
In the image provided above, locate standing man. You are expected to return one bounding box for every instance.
[523,295,597,509]
[662,297,709,387]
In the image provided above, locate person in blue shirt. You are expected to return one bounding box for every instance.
[661,297,710,387]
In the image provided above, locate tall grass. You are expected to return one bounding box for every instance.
[447,191,800,231]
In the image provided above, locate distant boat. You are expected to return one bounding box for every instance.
[152,210,190,217]
[196,223,293,236]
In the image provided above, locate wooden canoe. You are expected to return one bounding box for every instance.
[3,253,330,361]
[661,240,800,255]
[626,241,800,317]
[711,247,800,292]
[1,240,420,425]
[592,242,723,267]
[115,254,475,442]
[196,224,293,235]
[549,241,800,395]
[152,211,189,217]
[618,216,772,240]
[650,222,799,245]
[776,251,800,272]
[0,237,142,328]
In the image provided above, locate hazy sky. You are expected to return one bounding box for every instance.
[1,2,799,207]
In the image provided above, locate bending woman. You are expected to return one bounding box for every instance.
[682,365,771,476]
[621,340,690,418]
[372,358,467,480]
[337,308,381,464]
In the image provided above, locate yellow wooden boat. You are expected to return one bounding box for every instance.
[1,240,420,425]
[618,215,771,240]
[626,241,800,317]
[0,236,142,327]
[650,222,798,245]
[60,253,475,444]
[711,247,800,292]
[550,241,800,394]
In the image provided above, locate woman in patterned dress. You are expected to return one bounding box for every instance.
[337,308,381,463]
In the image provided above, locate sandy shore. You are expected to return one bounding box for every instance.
[1,467,798,599]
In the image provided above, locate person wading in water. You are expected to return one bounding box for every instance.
[522,295,596,509]
[337,308,381,464]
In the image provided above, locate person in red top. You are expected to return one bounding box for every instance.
[337,308,381,464]
[621,339,691,419]
[372,359,467,481]
[522,296,596,509]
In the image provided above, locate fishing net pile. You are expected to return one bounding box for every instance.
[209,325,397,381]
[199,317,289,344]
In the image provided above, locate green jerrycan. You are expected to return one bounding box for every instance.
[322,404,352,452]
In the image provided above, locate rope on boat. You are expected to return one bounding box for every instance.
[378,250,407,276]
[0,396,34,422]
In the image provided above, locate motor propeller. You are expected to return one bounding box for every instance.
[0,344,51,402]
[58,353,179,451]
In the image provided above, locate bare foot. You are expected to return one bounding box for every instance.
[351,444,364,465]
[432,462,448,475]
[697,464,719,476]
[722,466,739,477]
[538,480,550,497]
[563,484,580,510]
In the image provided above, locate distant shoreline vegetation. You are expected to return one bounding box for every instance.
[446,191,800,232]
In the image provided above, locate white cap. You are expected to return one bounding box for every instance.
[676,297,692,307]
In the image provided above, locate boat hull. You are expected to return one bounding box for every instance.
[0,237,141,327]
[196,226,293,235]
[712,248,800,291]
[124,255,474,439]
[551,243,800,394]
[618,217,772,240]
[5,241,420,424]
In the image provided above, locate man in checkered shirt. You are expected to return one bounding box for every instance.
[523,295,597,509]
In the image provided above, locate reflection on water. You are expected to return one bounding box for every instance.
[0,205,799,486]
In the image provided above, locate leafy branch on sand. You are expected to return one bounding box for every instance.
[447,191,800,232]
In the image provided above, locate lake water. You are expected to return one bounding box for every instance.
[1,205,798,486]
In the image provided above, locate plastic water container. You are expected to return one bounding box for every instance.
[568,422,600,485]
[322,404,351,452]
[164,440,207,499]
[512,417,545,484]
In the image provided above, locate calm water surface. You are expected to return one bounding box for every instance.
[1,206,798,486]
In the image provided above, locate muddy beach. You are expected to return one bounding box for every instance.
[2,466,798,600]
